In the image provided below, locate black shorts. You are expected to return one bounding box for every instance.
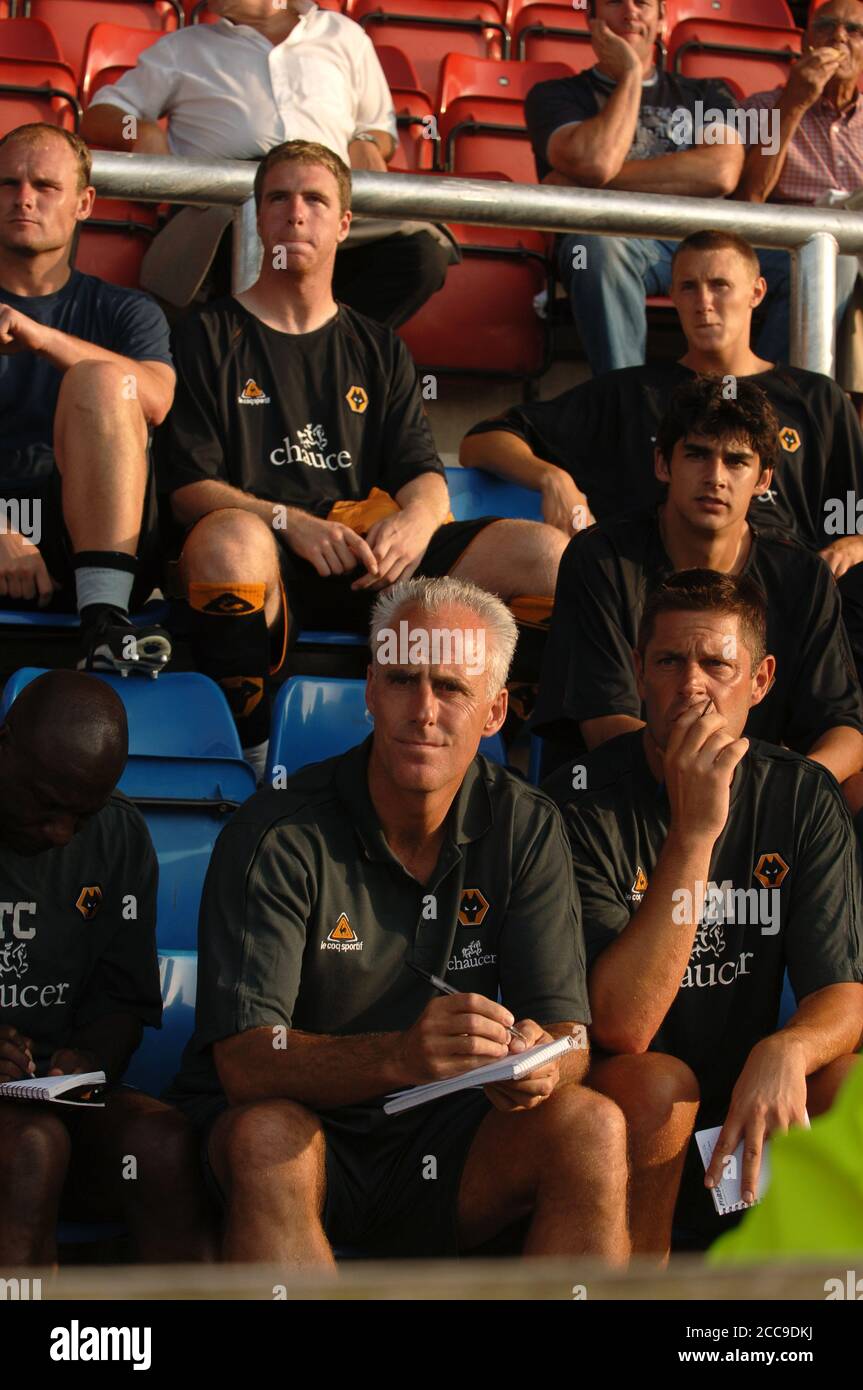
[278,517,496,636]
[202,1089,492,1259]
[1,467,161,614]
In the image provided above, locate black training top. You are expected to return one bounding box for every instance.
[155,299,443,511]
[544,732,863,1111]
[168,738,589,1128]
[465,363,863,552]
[0,793,162,1071]
[533,510,863,746]
[0,271,173,489]
[526,66,738,181]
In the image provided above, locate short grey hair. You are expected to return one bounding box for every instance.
[369,576,518,697]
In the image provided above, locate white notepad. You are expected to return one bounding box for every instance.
[384,1036,578,1115]
[695,1125,773,1216]
[0,1071,107,1107]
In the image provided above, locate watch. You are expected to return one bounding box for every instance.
[352,133,379,144]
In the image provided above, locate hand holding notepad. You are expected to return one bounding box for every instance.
[384,1036,580,1115]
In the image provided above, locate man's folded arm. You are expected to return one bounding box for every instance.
[605,137,744,197]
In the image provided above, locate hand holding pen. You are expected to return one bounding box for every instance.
[407,963,527,1041]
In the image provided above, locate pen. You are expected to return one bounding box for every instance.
[406,962,527,1042]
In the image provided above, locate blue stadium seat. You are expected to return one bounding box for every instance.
[0,598,169,629]
[0,667,242,759]
[445,464,543,522]
[124,950,198,1096]
[268,675,507,780]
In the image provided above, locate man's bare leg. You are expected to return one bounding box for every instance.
[208,1099,336,1269]
[53,360,149,555]
[64,1089,217,1262]
[456,1084,629,1262]
[0,1104,71,1264]
[450,519,567,601]
[587,1052,700,1263]
[179,509,283,630]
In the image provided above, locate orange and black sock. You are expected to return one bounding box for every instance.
[187,582,270,749]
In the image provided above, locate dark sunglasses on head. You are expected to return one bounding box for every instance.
[812,16,863,37]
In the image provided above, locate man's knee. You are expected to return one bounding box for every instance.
[534,1084,628,1173]
[590,1052,700,1137]
[0,1109,71,1198]
[181,508,278,586]
[117,1100,202,1197]
[210,1099,325,1194]
[57,360,143,419]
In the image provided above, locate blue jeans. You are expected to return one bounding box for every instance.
[557,233,852,374]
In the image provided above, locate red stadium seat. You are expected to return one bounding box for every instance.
[190,0,344,14]
[390,88,437,170]
[73,197,158,288]
[80,23,165,102]
[0,17,62,61]
[665,0,795,27]
[352,0,507,108]
[25,0,181,82]
[0,56,79,133]
[668,18,803,95]
[399,173,550,378]
[375,43,422,91]
[438,55,570,177]
[509,1,594,65]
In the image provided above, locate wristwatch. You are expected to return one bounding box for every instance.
[352,133,379,145]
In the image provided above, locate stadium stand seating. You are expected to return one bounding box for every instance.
[438,53,569,177]
[80,22,164,103]
[24,0,180,82]
[390,85,438,170]
[73,195,159,286]
[445,463,543,521]
[268,675,507,781]
[375,41,422,90]
[509,0,594,66]
[352,0,508,106]
[0,53,79,131]
[667,16,804,93]
[0,16,62,61]
[665,0,795,26]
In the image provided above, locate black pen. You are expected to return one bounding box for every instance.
[406,962,527,1042]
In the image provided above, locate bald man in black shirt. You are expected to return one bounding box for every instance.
[545,572,863,1258]
[0,672,212,1264]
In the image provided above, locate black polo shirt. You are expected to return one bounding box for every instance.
[155,299,443,512]
[533,511,863,749]
[464,363,863,552]
[169,738,589,1128]
[544,732,863,1113]
[0,794,162,1072]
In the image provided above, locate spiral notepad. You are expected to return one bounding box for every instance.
[0,1071,106,1107]
[384,1036,579,1115]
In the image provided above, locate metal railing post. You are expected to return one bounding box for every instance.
[231,196,261,295]
[790,233,839,377]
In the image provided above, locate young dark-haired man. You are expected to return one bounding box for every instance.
[157,139,565,773]
[534,376,863,796]
[544,570,863,1257]
[0,123,174,673]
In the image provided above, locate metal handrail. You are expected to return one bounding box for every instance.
[89,151,857,377]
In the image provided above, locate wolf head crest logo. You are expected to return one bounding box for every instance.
[297,423,328,451]
[458,889,489,928]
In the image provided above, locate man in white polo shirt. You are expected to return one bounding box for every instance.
[81,0,450,326]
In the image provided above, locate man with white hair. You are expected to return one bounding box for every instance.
[166,576,629,1264]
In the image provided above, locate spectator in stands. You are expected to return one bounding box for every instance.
[533,378,863,801]
[0,123,173,675]
[81,0,451,327]
[0,671,214,1265]
[165,576,629,1265]
[156,141,566,775]
[523,0,794,373]
[545,571,863,1257]
[736,0,863,397]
